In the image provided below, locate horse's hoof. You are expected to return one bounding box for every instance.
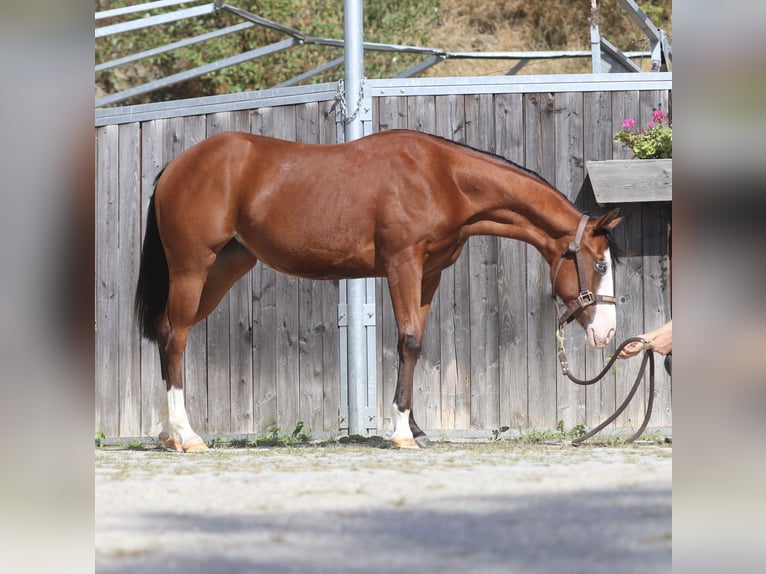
[414,435,431,449]
[391,436,420,449]
[158,433,183,452]
[183,438,208,453]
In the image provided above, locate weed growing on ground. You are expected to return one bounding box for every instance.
[207,421,312,449]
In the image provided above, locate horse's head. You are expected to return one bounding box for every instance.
[551,210,623,349]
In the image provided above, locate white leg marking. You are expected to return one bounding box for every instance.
[390,404,414,442]
[588,249,616,348]
[160,388,205,451]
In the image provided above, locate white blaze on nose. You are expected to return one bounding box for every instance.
[588,249,616,348]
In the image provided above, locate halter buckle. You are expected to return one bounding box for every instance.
[577,290,595,307]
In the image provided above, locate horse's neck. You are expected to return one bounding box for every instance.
[458,162,580,264]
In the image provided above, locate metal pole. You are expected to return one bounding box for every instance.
[343,0,367,436]
[590,0,601,73]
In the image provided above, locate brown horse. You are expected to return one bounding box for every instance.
[135,129,621,452]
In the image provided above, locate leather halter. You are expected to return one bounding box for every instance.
[551,215,616,327]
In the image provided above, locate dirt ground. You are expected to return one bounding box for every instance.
[95,440,671,574]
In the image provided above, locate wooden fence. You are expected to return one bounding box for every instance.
[95,77,672,439]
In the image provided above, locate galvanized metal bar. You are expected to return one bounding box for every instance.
[660,29,672,66]
[615,0,662,42]
[505,59,530,75]
[307,36,444,56]
[395,55,443,78]
[445,50,636,59]
[590,0,601,73]
[95,0,201,21]
[343,0,369,437]
[273,56,345,88]
[364,277,377,432]
[95,4,216,38]
[600,37,642,73]
[96,22,254,73]
[96,38,297,107]
[95,73,671,125]
[369,72,672,97]
[614,0,662,70]
[95,81,338,125]
[219,3,306,41]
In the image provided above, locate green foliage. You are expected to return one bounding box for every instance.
[207,421,312,448]
[96,0,439,105]
[614,108,672,159]
[336,434,390,447]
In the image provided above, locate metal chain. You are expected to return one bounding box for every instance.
[335,77,367,124]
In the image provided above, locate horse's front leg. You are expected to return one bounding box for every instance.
[387,263,440,449]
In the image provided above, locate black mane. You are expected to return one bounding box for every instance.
[417,131,563,198]
[420,131,624,261]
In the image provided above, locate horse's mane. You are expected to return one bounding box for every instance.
[414,131,624,262]
[415,131,564,199]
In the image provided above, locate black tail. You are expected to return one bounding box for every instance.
[134,171,168,342]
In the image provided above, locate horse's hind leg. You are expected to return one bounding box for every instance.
[157,262,214,452]
[157,241,257,452]
[195,238,258,322]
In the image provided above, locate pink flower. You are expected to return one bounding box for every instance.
[652,109,667,123]
[648,121,655,128]
[621,118,635,129]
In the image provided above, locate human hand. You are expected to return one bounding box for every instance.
[618,321,672,359]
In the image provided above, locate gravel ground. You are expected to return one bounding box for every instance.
[95,440,672,574]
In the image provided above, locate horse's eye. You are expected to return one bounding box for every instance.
[595,261,609,274]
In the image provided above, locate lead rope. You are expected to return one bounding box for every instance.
[556,329,655,446]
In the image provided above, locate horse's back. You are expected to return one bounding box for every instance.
[154,130,470,277]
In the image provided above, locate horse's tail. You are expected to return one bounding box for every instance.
[134,169,168,342]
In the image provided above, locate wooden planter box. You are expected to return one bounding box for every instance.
[586,158,672,205]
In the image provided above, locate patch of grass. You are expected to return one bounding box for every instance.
[500,421,669,447]
[121,440,150,451]
[335,434,392,448]
[207,421,313,449]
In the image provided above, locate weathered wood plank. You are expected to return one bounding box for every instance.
[587,159,672,204]
[494,92,528,429]
[641,205,672,427]
[271,105,301,432]
[524,92,558,429]
[318,98,341,433]
[406,95,442,430]
[117,122,142,437]
[554,91,587,429]
[466,93,500,430]
[222,110,255,434]
[582,91,617,427]
[295,102,326,433]
[203,112,239,435]
[435,94,468,429]
[250,107,279,432]
[95,124,120,437]
[374,96,408,432]
[139,119,167,437]
[174,116,209,433]
[612,90,640,159]
[298,278,325,432]
[610,90,646,429]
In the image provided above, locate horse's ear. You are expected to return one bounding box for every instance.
[596,208,622,230]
